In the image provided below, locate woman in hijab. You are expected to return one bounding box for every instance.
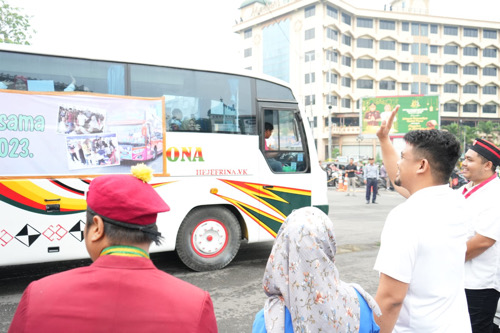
[253,207,381,333]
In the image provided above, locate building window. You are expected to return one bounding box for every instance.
[411,82,419,94]
[341,77,351,87]
[357,79,373,89]
[464,46,478,56]
[341,13,351,25]
[483,66,498,76]
[305,28,315,40]
[444,44,458,55]
[443,102,458,112]
[483,47,497,58]
[430,24,438,34]
[313,116,317,127]
[326,72,338,84]
[402,22,409,31]
[356,58,373,69]
[430,84,438,92]
[401,83,409,91]
[341,55,351,67]
[430,45,439,53]
[463,103,478,113]
[327,5,338,18]
[401,43,409,52]
[430,65,439,73]
[244,29,252,39]
[379,80,396,90]
[463,65,478,75]
[421,83,428,95]
[357,38,373,48]
[305,5,315,18]
[420,43,428,55]
[420,63,428,75]
[411,23,419,36]
[305,51,315,62]
[380,40,396,50]
[401,63,410,71]
[411,63,419,75]
[327,50,338,62]
[483,104,497,113]
[341,98,351,108]
[380,20,395,30]
[357,17,373,28]
[444,64,458,74]
[244,48,252,57]
[444,26,458,36]
[484,29,497,39]
[342,34,351,46]
[411,43,419,55]
[464,27,478,37]
[380,60,396,70]
[444,83,458,93]
[483,85,497,95]
[305,73,315,84]
[328,95,338,106]
[305,95,316,106]
[327,28,338,41]
[464,83,478,94]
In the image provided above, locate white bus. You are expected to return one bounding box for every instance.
[0,44,328,271]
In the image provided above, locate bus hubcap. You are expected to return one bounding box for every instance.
[192,220,227,257]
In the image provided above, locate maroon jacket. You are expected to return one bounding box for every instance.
[9,255,217,333]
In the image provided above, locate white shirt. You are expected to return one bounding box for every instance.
[374,185,471,332]
[462,176,500,291]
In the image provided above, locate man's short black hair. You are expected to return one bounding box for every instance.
[86,211,163,246]
[404,130,461,184]
[265,122,274,131]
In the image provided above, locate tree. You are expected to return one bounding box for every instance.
[0,0,35,45]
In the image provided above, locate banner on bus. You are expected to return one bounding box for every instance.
[0,91,163,177]
[360,95,440,137]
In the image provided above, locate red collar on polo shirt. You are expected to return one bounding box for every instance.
[462,173,497,199]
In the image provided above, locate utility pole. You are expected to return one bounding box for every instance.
[328,105,332,160]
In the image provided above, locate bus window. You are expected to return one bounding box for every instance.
[0,51,125,94]
[129,64,255,134]
[263,109,308,173]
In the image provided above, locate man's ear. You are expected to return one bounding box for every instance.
[416,158,429,175]
[88,215,105,242]
[484,160,494,172]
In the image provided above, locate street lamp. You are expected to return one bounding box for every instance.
[356,134,364,159]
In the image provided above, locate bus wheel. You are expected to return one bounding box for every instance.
[176,207,241,271]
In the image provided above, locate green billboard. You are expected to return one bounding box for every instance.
[360,95,440,136]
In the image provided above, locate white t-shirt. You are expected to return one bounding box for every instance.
[374,185,471,332]
[462,176,500,291]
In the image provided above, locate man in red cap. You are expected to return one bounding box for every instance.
[9,169,218,333]
[461,138,500,333]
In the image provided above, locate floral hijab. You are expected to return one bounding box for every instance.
[263,207,381,332]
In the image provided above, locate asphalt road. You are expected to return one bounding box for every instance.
[0,187,405,333]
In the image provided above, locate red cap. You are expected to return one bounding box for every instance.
[87,174,170,226]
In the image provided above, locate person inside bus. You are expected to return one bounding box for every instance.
[168,108,183,131]
[0,75,28,90]
[264,122,283,172]
[8,166,218,333]
[252,206,381,333]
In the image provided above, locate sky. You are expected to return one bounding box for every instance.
[6,0,500,68]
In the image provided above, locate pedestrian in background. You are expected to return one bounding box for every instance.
[461,138,500,333]
[345,158,357,196]
[253,206,381,333]
[373,106,471,332]
[9,165,217,333]
[364,157,379,204]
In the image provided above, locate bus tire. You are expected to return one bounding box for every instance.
[176,207,241,271]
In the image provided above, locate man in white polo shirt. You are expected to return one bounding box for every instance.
[373,106,471,332]
[461,138,500,333]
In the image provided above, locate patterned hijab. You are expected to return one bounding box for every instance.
[263,207,381,332]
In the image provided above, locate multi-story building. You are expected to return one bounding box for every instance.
[233,0,500,161]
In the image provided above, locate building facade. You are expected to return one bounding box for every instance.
[233,0,500,161]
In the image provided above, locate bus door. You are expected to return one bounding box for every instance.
[255,102,313,237]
